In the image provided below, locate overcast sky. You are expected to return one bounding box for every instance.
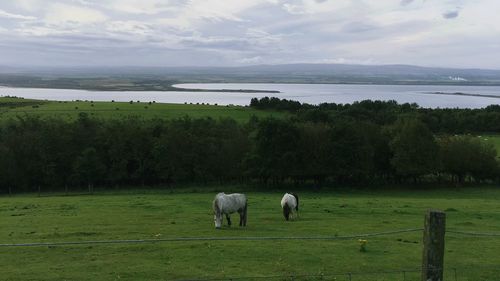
[0,0,499,69]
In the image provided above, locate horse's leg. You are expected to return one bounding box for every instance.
[239,211,243,226]
[226,214,231,226]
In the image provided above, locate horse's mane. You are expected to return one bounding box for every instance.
[291,193,299,211]
[212,196,220,213]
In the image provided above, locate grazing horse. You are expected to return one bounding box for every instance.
[212,193,248,229]
[281,193,299,221]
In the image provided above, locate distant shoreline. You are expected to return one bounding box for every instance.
[2,84,500,109]
[424,91,500,99]
[0,84,280,94]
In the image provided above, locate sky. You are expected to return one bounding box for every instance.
[0,0,499,69]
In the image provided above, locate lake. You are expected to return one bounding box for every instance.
[1,83,500,108]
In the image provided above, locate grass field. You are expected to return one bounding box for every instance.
[1,187,500,280]
[478,135,500,159]
[0,97,284,122]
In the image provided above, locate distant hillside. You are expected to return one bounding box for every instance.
[2,63,500,86]
[175,64,500,85]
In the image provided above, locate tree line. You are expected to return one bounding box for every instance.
[251,97,500,133]
[0,99,499,193]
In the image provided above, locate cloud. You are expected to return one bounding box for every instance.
[281,0,351,15]
[44,3,107,25]
[13,0,44,12]
[341,21,379,33]
[96,0,181,15]
[105,21,155,37]
[310,57,378,65]
[442,10,460,19]
[0,0,500,69]
[238,56,263,64]
[0,9,36,20]
[282,3,306,15]
[400,0,414,6]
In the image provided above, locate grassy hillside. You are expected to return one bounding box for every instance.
[1,188,500,280]
[478,135,500,158]
[0,97,284,122]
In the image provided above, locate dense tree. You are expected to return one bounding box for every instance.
[72,147,106,190]
[439,136,499,183]
[0,97,499,193]
[249,118,301,184]
[296,122,331,185]
[327,121,375,183]
[389,118,440,182]
[251,97,500,134]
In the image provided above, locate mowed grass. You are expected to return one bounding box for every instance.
[478,135,500,159]
[1,188,500,280]
[0,97,285,122]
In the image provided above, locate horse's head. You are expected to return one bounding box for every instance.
[214,213,222,229]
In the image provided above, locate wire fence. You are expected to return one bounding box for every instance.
[1,226,500,280]
[446,229,500,237]
[2,226,500,248]
[0,228,423,247]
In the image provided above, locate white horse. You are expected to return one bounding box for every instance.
[281,193,299,221]
[212,193,248,229]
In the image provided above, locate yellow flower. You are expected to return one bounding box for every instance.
[358,239,368,252]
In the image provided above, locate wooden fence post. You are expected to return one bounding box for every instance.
[422,209,446,281]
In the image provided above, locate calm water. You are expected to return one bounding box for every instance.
[1,83,500,108]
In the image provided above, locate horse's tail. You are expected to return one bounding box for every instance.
[291,193,299,212]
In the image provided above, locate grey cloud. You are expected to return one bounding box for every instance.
[181,37,247,50]
[0,1,499,69]
[0,9,36,20]
[341,21,379,33]
[180,34,282,53]
[400,0,414,6]
[442,10,459,19]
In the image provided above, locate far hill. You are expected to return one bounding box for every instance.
[2,63,500,88]
[163,63,500,85]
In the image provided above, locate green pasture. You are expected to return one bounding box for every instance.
[1,188,500,280]
[0,97,284,122]
[478,135,500,158]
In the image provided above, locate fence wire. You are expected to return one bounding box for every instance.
[1,226,499,280]
[3,227,500,248]
[446,229,500,237]
[0,228,423,248]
